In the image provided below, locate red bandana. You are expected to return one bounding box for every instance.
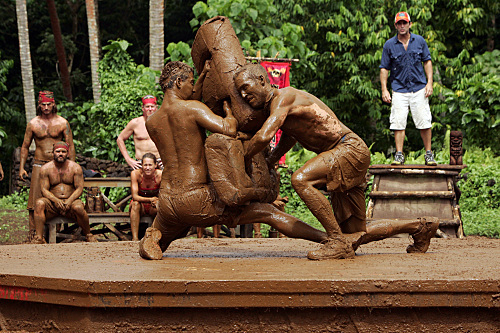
[38,91,55,104]
[142,95,157,106]
[53,141,69,151]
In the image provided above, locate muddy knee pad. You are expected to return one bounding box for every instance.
[205,133,279,206]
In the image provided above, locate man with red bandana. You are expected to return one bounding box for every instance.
[117,95,162,170]
[31,141,97,244]
[19,91,75,241]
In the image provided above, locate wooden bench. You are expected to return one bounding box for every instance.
[45,177,154,243]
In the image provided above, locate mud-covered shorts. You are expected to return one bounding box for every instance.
[36,197,83,220]
[152,184,236,249]
[320,132,371,224]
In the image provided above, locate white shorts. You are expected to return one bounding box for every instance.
[390,88,432,130]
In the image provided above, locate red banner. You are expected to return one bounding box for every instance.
[260,61,291,166]
[260,61,290,89]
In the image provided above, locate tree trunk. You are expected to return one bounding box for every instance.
[149,0,164,73]
[85,0,101,103]
[15,0,36,125]
[46,0,73,102]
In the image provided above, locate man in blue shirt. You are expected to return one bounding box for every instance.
[380,11,437,165]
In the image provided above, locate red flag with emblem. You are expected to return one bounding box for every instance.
[260,61,291,166]
[260,61,290,89]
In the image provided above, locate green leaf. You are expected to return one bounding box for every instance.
[246,8,258,21]
[230,2,243,17]
[192,2,208,18]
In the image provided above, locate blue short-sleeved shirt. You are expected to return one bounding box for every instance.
[380,33,431,93]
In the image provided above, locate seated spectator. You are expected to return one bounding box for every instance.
[32,142,97,244]
[129,153,162,241]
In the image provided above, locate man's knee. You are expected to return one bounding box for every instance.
[71,201,87,216]
[34,199,46,214]
[291,171,309,192]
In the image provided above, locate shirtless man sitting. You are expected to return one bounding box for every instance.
[19,91,75,240]
[234,64,439,260]
[117,95,162,169]
[139,61,327,259]
[129,153,162,241]
[31,142,97,244]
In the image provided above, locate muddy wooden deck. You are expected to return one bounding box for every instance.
[0,237,498,308]
[0,238,498,331]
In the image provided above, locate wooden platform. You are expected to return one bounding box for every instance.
[368,164,466,237]
[0,237,498,331]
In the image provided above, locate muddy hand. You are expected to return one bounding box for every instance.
[19,169,28,180]
[223,100,233,117]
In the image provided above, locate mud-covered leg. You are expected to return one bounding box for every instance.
[236,202,327,243]
[359,217,439,253]
[291,155,354,260]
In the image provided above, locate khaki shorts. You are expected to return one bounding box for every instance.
[390,88,432,130]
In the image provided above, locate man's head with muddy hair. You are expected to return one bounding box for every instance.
[159,61,194,92]
[233,63,271,84]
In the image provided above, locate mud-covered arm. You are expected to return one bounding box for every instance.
[192,60,210,101]
[194,100,237,137]
[63,120,76,161]
[39,168,63,210]
[267,132,296,166]
[19,122,34,180]
[65,165,84,206]
[244,107,288,160]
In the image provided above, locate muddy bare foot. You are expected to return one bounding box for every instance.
[407,217,440,253]
[139,227,163,260]
[307,235,355,260]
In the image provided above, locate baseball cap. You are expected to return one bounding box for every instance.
[394,11,411,23]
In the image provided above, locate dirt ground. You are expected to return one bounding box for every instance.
[0,209,29,244]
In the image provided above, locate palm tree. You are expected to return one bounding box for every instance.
[46,0,73,102]
[15,0,36,125]
[85,0,101,103]
[149,0,164,73]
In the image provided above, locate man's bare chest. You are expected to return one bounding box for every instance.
[49,171,74,187]
[33,120,65,139]
[133,127,152,141]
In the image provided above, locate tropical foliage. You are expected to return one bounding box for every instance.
[0,0,498,239]
[59,40,161,161]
